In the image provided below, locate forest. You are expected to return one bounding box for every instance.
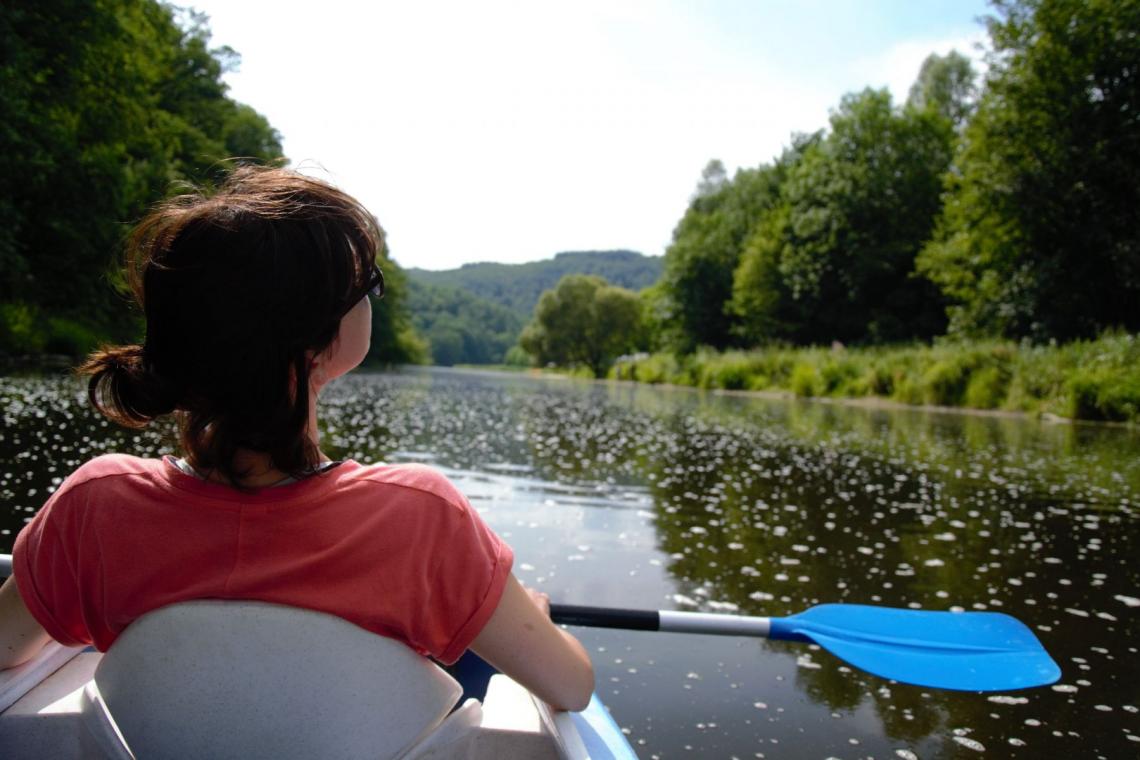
[2,0,1137,419]
[646,0,1138,352]
[0,0,422,366]
[519,0,1140,421]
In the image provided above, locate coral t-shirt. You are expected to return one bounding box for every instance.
[13,454,513,665]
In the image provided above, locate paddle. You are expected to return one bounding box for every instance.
[551,603,1060,692]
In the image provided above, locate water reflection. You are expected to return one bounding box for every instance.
[1,368,1137,758]
[599,381,1137,755]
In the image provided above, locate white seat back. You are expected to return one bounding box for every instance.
[89,601,462,760]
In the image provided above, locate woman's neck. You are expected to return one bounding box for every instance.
[189,388,327,488]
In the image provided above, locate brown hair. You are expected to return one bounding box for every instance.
[80,166,382,486]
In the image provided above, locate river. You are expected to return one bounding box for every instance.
[1,367,1137,758]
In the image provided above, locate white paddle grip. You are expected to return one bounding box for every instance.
[658,611,772,637]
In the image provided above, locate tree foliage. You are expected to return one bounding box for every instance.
[658,156,795,352]
[405,280,525,365]
[918,0,1140,340]
[734,89,955,346]
[0,1,427,365]
[907,50,979,128]
[0,0,283,353]
[519,275,643,377]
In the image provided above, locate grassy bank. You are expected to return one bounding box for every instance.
[609,334,1140,423]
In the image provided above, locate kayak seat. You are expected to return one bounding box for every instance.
[77,600,478,760]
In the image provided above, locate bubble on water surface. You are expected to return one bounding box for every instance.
[951,736,985,752]
[1114,595,1140,607]
[894,750,918,760]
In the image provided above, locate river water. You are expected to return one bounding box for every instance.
[1,367,1137,758]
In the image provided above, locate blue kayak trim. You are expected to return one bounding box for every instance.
[453,652,637,756]
[567,692,639,759]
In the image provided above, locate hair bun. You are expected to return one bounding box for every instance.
[79,345,179,427]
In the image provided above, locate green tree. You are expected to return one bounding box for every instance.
[907,50,978,128]
[728,205,796,344]
[658,159,791,352]
[733,89,952,345]
[918,0,1140,340]
[0,0,282,355]
[519,275,643,377]
[694,158,728,198]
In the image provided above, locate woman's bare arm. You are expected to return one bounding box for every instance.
[0,575,53,670]
[469,574,595,711]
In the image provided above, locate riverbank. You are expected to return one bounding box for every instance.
[606,334,1140,424]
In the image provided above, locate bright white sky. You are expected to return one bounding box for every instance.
[186,0,990,271]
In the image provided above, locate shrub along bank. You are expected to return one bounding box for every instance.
[609,334,1140,423]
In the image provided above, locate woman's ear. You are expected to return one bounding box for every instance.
[307,352,328,389]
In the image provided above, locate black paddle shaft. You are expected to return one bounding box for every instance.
[550,604,660,631]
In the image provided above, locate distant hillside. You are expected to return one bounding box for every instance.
[407,250,662,318]
[405,280,526,366]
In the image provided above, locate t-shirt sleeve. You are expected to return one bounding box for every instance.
[404,472,513,665]
[12,481,91,648]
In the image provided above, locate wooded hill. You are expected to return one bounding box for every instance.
[405,250,662,365]
[408,250,662,319]
[404,280,525,366]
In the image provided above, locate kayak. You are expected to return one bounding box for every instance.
[0,653,634,758]
[0,560,637,759]
[0,606,637,759]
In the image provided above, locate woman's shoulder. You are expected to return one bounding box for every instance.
[59,454,163,494]
[348,461,469,510]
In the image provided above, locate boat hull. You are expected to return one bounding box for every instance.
[0,646,638,759]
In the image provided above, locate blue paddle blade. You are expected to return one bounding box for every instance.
[769,604,1061,692]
